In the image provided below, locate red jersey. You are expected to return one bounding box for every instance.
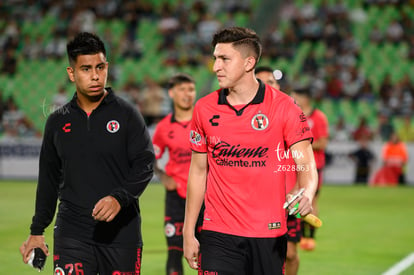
[153,113,192,198]
[189,82,313,238]
[307,109,329,169]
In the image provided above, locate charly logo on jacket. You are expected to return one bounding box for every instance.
[251,113,269,131]
[106,120,120,133]
[62,123,71,133]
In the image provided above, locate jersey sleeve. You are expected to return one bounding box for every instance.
[189,101,207,153]
[152,121,166,160]
[284,99,313,148]
[30,115,61,235]
[313,110,329,140]
[110,106,155,207]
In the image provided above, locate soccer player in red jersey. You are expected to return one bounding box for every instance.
[255,66,301,275]
[183,27,318,275]
[152,73,201,275]
[291,88,329,251]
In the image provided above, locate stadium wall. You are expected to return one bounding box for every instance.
[0,139,413,185]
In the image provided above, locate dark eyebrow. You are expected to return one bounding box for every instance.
[79,63,105,69]
[80,64,92,69]
[213,54,228,59]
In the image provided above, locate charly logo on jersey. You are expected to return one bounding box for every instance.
[189,130,202,145]
[251,112,269,131]
[106,120,120,133]
[54,267,65,275]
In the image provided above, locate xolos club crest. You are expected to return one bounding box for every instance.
[106,120,120,133]
[251,113,269,131]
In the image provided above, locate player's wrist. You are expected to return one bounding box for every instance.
[183,225,196,238]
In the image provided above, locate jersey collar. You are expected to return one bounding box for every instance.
[170,112,191,128]
[218,79,266,105]
[218,79,266,116]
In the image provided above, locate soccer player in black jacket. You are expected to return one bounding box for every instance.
[20,32,155,274]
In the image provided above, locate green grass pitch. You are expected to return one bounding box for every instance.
[1,181,413,274]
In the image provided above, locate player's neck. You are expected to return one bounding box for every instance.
[303,105,313,116]
[174,106,193,122]
[77,90,107,114]
[226,77,259,106]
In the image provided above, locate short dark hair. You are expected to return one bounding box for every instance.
[212,27,262,63]
[66,32,106,65]
[167,73,195,89]
[292,87,312,98]
[255,66,273,75]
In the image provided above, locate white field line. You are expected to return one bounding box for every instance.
[382,253,414,275]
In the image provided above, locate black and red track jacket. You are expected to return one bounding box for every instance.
[30,88,155,248]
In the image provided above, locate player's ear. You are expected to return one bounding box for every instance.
[245,56,256,72]
[168,88,174,99]
[66,67,75,82]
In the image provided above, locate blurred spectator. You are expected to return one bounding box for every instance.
[378,74,394,114]
[44,34,67,59]
[349,138,375,184]
[158,2,180,51]
[330,116,353,142]
[302,50,318,74]
[341,66,364,100]
[358,79,376,102]
[140,76,170,126]
[119,30,143,60]
[2,96,38,139]
[369,24,384,44]
[22,35,46,60]
[52,86,69,110]
[386,20,404,43]
[196,12,222,46]
[68,6,96,36]
[325,67,343,99]
[377,113,395,141]
[381,132,408,184]
[397,115,414,142]
[370,132,408,186]
[353,116,373,141]
[175,24,202,67]
[117,77,142,111]
[1,47,18,76]
[0,90,5,131]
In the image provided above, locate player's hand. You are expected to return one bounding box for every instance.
[20,235,49,264]
[92,196,121,222]
[295,192,313,217]
[183,234,200,270]
[161,174,177,191]
[285,189,313,217]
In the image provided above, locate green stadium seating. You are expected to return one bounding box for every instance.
[2,0,412,134]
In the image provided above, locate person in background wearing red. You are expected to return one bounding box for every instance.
[291,87,329,251]
[255,66,301,275]
[152,73,203,275]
